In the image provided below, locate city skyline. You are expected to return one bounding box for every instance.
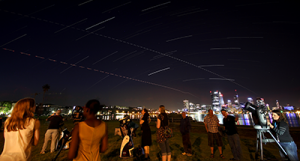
[1,0,299,111]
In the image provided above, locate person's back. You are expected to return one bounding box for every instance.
[0,98,40,161]
[68,99,108,161]
[74,120,106,161]
[47,115,63,129]
[0,118,36,161]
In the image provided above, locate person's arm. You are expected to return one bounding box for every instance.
[139,115,144,125]
[100,123,108,153]
[148,116,151,124]
[68,124,79,159]
[216,116,220,127]
[235,115,238,122]
[156,118,161,129]
[269,121,287,135]
[33,119,40,146]
[46,115,52,121]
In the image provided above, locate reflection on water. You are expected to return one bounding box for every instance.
[285,112,299,127]
[191,112,300,127]
[100,111,300,127]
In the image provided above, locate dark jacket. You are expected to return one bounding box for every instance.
[180,117,191,134]
[47,115,63,129]
[271,120,293,142]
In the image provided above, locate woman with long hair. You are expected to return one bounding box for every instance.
[267,110,299,161]
[0,98,40,161]
[156,105,171,161]
[140,108,152,160]
[68,99,108,161]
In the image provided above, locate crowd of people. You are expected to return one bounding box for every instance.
[0,97,298,161]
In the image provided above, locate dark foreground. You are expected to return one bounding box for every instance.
[0,118,299,161]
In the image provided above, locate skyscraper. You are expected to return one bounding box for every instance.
[276,100,281,110]
[210,91,221,111]
[183,100,189,111]
[219,92,225,107]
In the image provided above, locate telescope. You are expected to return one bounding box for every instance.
[244,101,287,160]
[244,102,268,128]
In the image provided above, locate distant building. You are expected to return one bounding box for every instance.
[183,100,189,111]
[276,100,282,110]
[233,95,239,106]
[219,92,225,107]
[210,91,221,112]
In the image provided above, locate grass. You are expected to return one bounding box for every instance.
[0,118,299,161]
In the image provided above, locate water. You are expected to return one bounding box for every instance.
[100,111,300,127]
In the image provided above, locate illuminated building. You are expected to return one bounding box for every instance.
[183,100,189,111]
[233,95,239,106]
[219,92,224,107]
[276,100,282,110]
[233,90,240,108]
[182,100,200,112]
[210,91,221,111]
[189,102,195,112]
[227,100,232,108]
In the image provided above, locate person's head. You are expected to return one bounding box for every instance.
[84,99,101,116]
[56,109,61,115]
[75,106,81,111]
[208,109,213,116]
[142,108,148,115]
[182,112,186,119]
[159,105,165,113]
[5,98,36,132]
[271,110,286,122]
[221,109,227,117]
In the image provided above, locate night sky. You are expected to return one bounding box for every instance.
[1,0,299,110]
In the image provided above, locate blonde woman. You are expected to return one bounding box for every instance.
[0,98,40,161]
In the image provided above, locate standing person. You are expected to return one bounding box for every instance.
[40,109,64,154]
[72,106,83,124]
[68,99,108,160]
[127,115,139,137]
[0,98,40,161]
[267,110,299,161]
[140,108,152,160]
[180,112,192,156]
[221,109,242,161]
[204,109,225,159]
[156,105,171,161]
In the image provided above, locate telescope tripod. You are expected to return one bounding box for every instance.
[254,125,287,160]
